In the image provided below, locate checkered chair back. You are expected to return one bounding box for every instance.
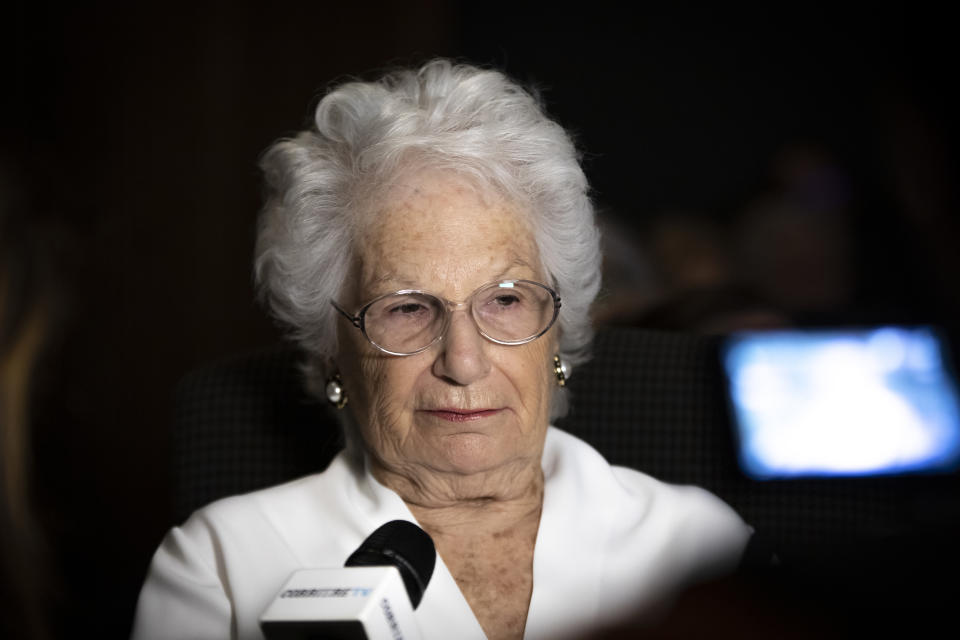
[173,327,926,552]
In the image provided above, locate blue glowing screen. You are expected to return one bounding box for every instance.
[721,327,960,479]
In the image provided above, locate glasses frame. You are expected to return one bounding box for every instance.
[331,279,562,357]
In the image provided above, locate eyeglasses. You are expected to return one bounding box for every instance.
[332,279,561,356]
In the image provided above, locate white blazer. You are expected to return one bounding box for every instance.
[132,427,751,639]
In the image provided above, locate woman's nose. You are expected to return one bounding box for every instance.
[431,309,491,385]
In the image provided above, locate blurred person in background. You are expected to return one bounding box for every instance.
[0,158,57,640]
[731,144,856,323]
[597,211,790,333]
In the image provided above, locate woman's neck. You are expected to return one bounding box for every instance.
[370,456,545,538]
[371,456,544,640]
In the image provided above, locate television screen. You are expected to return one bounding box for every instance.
[721,326,960,479]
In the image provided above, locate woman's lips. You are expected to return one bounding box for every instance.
[419,408,502,422]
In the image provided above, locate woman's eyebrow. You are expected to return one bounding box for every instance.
[493,257,539,280]
[362,256,539,295]
[362,270,417,292]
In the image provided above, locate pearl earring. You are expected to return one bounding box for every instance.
[325,373,348,409]
[553,355,568,387]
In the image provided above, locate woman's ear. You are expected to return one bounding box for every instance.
[301,354,334,402]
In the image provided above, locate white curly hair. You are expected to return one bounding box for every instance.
[254,59,602,418]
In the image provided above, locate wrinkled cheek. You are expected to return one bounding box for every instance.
[339,354,383,433]
[354,359,411,461]
[523,342,557,430]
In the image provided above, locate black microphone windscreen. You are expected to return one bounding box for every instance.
[345,520,436,609]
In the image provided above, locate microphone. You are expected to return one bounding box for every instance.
[260,520,436,640]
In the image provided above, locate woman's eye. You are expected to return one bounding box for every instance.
[390,302,426,315]
[484,294,527,314]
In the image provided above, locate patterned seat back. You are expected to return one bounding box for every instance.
[173,328,954,557]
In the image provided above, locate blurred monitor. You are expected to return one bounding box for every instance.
[720,326,960,480]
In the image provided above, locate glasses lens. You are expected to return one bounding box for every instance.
[472,281,556,343]
[363,292,445,354]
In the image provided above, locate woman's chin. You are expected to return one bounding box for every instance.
[431,432,524,477]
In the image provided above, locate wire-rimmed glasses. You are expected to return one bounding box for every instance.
[331,279,561,356]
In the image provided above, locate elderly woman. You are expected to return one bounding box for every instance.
[133,60,750,639]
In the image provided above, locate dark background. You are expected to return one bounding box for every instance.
[4,1,957,636]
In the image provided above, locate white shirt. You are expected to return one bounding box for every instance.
[132,427,751,639]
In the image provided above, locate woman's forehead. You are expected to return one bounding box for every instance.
[353,175,541,298]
